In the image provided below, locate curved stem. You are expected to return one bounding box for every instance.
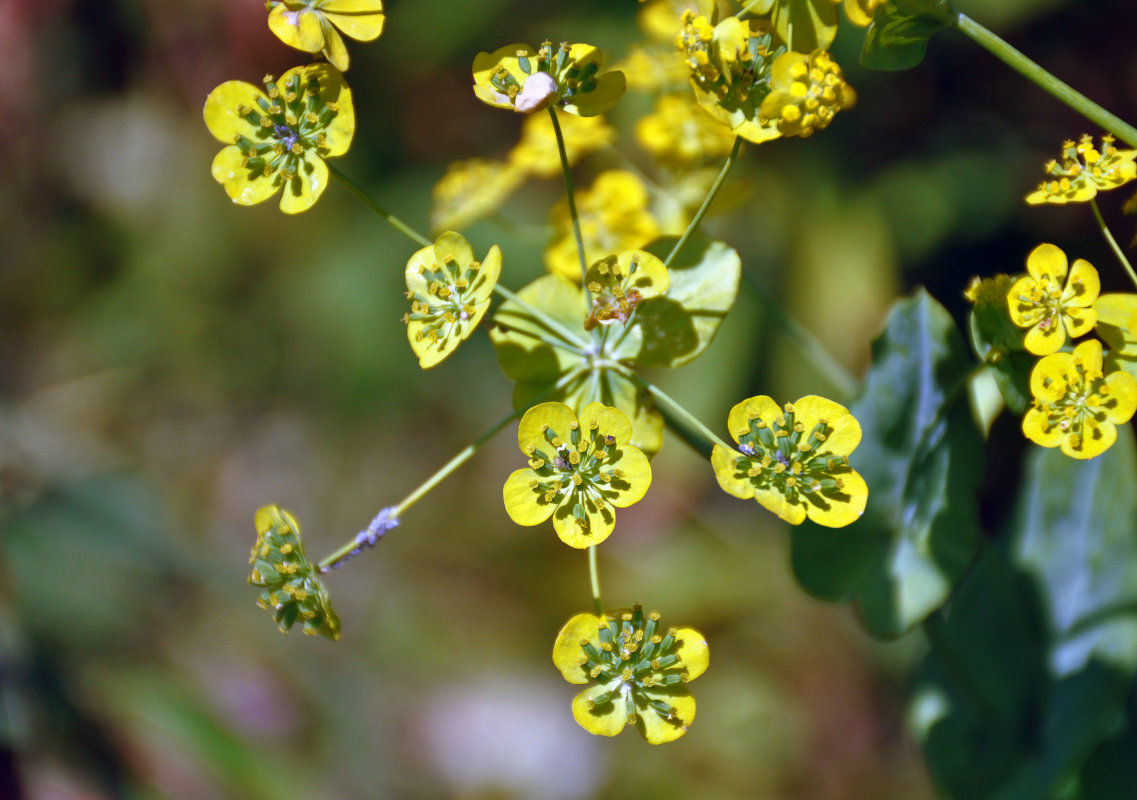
[611,363,733,457]
[329,165,432,247]
[317,367,585,571]
[588,546,602,616]
[548,107,592,306]
[1091,198,1137,289]
[664,136,743,268]
[952,14,1137,148]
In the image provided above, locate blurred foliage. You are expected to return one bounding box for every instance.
[3,0,1137,797]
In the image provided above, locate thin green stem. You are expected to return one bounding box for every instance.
[953,14,1137,149]
[742,276,859,402]
[588,546,602,616]
[611,363,733,457]
[548,107,591,295]
[329,164,432,248]
[493,318,590,358]
[664,136,743,268]
[1091,198,1137,290]
[317,367,584,571]
[492,284,591,350]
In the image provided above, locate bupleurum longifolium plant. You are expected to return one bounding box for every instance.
[208,0,1137,768]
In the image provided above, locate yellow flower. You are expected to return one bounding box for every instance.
[545,171,660,281]
[614,44,690,91]
[250,505,341,640]
[748,0,840,52]
[508,112,616,178]
[402,232,501,368]
[677,13,785,144]
[552,605,708,744]
[472,41,626,116]
[584,249,670,331]
[203,64,354,214]
[712,395,867,527]
[1023,339,1137,459]
[266,0,385,72]
[635,93,737,169]
[429,158,525,234]
[843,0,888,27]
[759,50,856,139]
[503,402,652,548]
[1026,134,1137,205]
[638,0,704,43]
[1007,243,1099,355]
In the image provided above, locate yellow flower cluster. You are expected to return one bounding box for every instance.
[1026,134,1137,205]
[1007,243,1099,356]
[472,41,626,116]
[265,0,385,72]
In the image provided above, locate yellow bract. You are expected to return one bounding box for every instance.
[551,605,708,744]
[266,0,385,72]
[503,402,651,548]
[1007,243,1099,355]
[1026,134,1137,205]
[472,41,626,117]
[712,395,867,527]
[759,50,856,139]
[1023,339,1137,459]
[545,171,660,281]
[402,232,501,368]
[429,158,525,234]
[509,112,616,178]
[203,64,354,214]
[677,14,785,145]
[636,93,737,168]
[843,0,887,27]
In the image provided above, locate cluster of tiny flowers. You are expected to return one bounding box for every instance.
[402,232,502,368]
[1023,339,1137,459]
[1006,243,1099,356]
[712,395,867,527]
[1026,134,1137,205]
[249,506,341,640]
[552,605,709,744]
[759,50,856,138]
[583,249,669,330]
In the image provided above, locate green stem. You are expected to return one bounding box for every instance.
[492,318,590,358]
[952,14,1137,149]
[1091,198,1137,289]
[317,367,584,571]
[664,136,743,268]
[742,276,859,402]
[329,164,432,248]
[492,284,591,350]
[548,107,591,298]
[588,546,602,615]
[611,363,733,457]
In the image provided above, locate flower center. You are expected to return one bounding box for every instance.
[731,403,851,502]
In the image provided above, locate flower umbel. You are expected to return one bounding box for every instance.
[402,232,502,368]
[503,402,651,548]
[1023,339,1137,459]
[552,605,708,744]
[266,0,385,72]
[472,41,626,116]
[677,14,786,144]
[249,505,341,640]
[1025,134,1137,205]
[204,64,354,213]
[712,395,867,526]
[584,249,670,330]
[759,49,856,138]
[1007,243,1099,355]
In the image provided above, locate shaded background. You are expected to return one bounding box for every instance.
[2,0,1136,797]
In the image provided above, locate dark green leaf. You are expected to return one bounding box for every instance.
[791,289,985,637]
[860,1,956,72]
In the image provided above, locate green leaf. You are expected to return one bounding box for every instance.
[791,289,985,637]
[631,235,741,369]
[969,309,1033,415]
[860,1,956,72]
[913,429,1137,799]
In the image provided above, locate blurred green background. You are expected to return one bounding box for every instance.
[2,0,1136,797]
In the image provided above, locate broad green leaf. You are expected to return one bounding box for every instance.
[632,235,741,369]
[913,430,1137,800]
[490,275,664,454]
[860,1,956,72]
[969,309,1032,415]
[791,289,985,637]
